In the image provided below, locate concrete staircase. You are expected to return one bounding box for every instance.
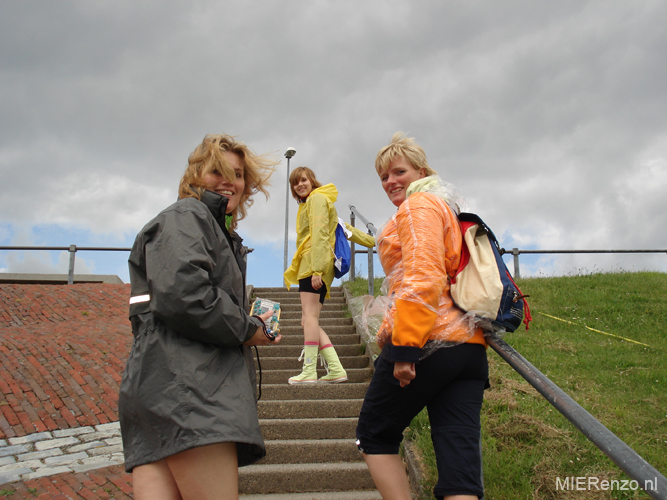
[240,286,382,500]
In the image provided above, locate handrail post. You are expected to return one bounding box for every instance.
[367,229,374,296]
[512,248,521,279]
[68,245,76,285]
[349,210,356,281]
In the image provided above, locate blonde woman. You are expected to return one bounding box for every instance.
[284,166,374,384]
[356,133,488,500]
[119,134,281,500]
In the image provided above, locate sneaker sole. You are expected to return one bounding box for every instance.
[318,376,348,384]
[288,378,318,385]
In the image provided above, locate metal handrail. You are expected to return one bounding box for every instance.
[0,244,254,286]
[0,246,132,251]
[349,205,377,235]
[1,245,131,285]
[348,205,377,296]
[502,248,667,279]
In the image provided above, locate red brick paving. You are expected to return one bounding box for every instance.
[0,465,133,500]
[0,284,135,497]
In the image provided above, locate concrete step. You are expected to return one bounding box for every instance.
[271,331,360,344]
[258,383,368,401]
[258,417,358,440]
[279,317,353,327]
[241,491,382,500]
[256,344,364,358]
[255,356,370,371]
[253,286,344,295]
[271,302,347,311]
[239,462,375,495]
[253,292,346,302]
[277,324,357,334]
[280,309,350,320]
[259,367,373,385]
[258,438,361,465]
[265,297,346,306]
[258,399,363,419]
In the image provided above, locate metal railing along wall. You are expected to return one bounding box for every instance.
[347,209,667,286]
[348,205,378,296]
[503,248,667,279]
[0,245,256,286]
[0,245,131,285]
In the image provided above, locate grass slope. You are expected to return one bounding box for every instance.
[345,272,667,499]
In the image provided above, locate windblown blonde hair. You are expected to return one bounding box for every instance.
[178,134,278,230]
[289,166,323,202]
[375,132,438,177]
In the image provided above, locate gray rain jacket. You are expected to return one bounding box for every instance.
[118,190,265,472]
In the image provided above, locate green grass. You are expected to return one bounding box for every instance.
[345,271,667,499]
[342,275,385,298]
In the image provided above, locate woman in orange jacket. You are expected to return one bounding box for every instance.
[356,133,488,500]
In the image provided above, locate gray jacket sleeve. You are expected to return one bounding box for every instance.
[144,205,262,346]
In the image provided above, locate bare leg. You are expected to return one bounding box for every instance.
[166,442,239,500]
[363,453,477,500]
[133,460,182,500]
[362,454,412,500]
[300,292,331,347]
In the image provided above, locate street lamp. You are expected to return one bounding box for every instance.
[283,147,296,273]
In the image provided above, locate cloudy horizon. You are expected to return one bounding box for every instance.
[1,1,666,286]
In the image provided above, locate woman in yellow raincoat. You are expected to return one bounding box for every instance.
[284,167,375,384]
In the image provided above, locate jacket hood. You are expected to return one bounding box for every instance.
[405,175,469,215]
[310,183,338,203]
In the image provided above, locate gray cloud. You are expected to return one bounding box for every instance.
[1,0,666,277]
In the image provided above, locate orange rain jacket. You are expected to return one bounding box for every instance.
[376,182,486,363]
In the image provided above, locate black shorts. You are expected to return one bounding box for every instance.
[356,342,488,499]
[298,277,327,305]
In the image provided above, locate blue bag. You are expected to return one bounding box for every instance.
[331,220,351,279]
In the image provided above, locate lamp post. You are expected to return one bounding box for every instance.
[283,147,296,273]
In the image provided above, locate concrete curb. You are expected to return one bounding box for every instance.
[0,422,124,486]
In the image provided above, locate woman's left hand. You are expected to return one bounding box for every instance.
[244,310,281,346]
[394,361,416,387]
[311,275,323,290]
[244,326,282,346]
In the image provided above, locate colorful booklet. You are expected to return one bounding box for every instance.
[251,298,281,335]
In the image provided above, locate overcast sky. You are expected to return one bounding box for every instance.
[1,0,666,286]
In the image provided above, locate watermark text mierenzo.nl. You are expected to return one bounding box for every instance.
[556,476,659,492]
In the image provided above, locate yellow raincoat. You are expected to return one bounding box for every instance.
[283,184,375,298]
